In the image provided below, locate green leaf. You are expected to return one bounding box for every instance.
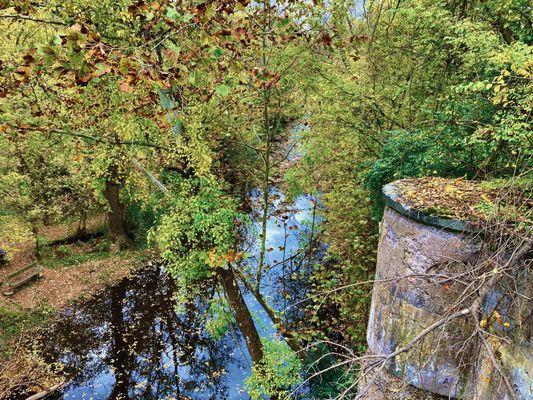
[167,43,181,55]
[165,7,179,20]
[215,84,230,96]
[212,47,224,58]
[158,89,175,110]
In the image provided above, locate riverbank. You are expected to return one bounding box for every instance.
[0,215,151,398]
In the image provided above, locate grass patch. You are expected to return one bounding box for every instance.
[39,238,111,269]
[0,304,53,357]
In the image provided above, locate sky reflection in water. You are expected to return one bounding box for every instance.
[40,189,322,400]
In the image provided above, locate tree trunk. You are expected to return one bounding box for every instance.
[104,169,128,253]
[77,211,87,237]
[218,266,264,364]
[237,269,302,356]
[32,225,40,260]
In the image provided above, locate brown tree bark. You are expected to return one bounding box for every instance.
[76,211,87,238]
[218,266,264,364]
[236,269,302,356]
[104,167,129,253]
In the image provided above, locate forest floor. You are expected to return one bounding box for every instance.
[0,214,151,397]
[0,215,150,311]
[0,214,149,312]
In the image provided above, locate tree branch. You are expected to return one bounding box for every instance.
[0,14,67,26]
[7,124,173,151]
[131,158,169,194]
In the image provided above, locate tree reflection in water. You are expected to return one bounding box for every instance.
[39,267,249,400]
[36,191,324,400]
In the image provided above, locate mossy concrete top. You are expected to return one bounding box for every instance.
[383,179,472,232]
[382,177,530,232]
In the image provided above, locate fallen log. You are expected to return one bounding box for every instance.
[25,383,62,400]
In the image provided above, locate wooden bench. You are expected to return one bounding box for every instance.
[3,263,43,296]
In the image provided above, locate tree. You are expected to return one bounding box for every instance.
[1,0,306,390]
[285,0,532,394]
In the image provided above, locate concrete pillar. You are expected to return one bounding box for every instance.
[361,180,531,399]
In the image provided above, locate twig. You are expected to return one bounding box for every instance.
[0,14,67,26]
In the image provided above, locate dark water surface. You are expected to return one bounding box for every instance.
[37,190,323,400]
[40,266,250,400]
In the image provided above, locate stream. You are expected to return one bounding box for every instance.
[35,128,325,400]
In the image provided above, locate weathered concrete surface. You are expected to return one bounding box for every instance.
[366,206,481,397]
[357,350,444,400]
[465,269,532,400]
[382,181,472,232]
[361,179,532,399]
[465,339,533,400]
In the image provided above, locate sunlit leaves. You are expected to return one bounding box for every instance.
[212,47,224,59]
[165,6,178,20]
[245,338,302,400]
[205,296,234,339]
[149,179,245,294]
[215,84,230,96]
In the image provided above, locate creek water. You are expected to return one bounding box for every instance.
[37,173,324,399]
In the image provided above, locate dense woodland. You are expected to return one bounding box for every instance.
[0,0,531,399]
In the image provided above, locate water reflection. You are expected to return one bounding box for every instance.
[243,190,324,333]
[36,189,324,400]
[40,267,249,400]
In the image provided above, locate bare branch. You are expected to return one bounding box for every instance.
[0,14,67,26]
